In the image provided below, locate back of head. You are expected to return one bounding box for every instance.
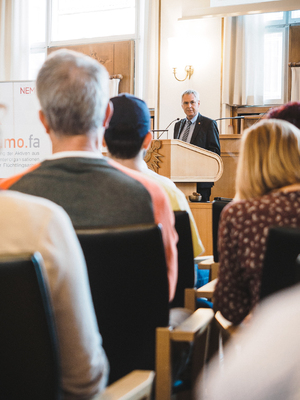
[236,119,300,200]
[265,102,300,130]
[104,93,150,159]
[36,49,109,136]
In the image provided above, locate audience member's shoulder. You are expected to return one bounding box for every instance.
[145,168,178,189]
[107,158,170,199]
[0,190,67,218]
[0,163,41,190]
[219,198,241,217]
[221,197,256,217]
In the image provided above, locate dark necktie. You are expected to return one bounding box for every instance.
[181,120,192,142]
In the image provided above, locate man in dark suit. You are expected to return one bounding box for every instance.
[174,89,220,202]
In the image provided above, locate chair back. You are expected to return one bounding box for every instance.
[98,370,155,400]
[156,308,215,400]
[260,226,300,300]
[212,198,232,262]
[76,224,170,384]
[170,211,195,308]
[0,253,61,400]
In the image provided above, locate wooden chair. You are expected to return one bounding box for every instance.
[0,252,61,400]
[187,198,232,311]
[77,224,216,399]
[185,278,218,312]
[170,210,195,308]
[76,224,170,384]
[97,370,155,400]
[155,308,215,400]
[185,199,234,360]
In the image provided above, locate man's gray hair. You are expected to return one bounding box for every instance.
[181,89,200,102]
[36,49,109,136]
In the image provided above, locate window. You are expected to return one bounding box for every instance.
[28,0,47,79]
[28,0,138,80]
[291,10,300,21]
[263,30,283,102]
[51,0,135,41]
[262,10,300,104]
[263,20,286,104]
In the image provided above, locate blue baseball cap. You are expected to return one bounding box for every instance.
[105,93,150,140]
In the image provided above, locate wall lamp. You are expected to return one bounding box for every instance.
[172,65,194,81]
[168,37,194,82]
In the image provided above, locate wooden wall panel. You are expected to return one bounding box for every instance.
[232,106,270,134]
[113,41,134,94]
[47,40,134,94]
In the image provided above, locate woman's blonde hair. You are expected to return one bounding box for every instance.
[236,119,300,200]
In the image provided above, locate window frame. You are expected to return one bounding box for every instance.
[263,23,288,105]
[29,0,145,96]
[262,10,299,105]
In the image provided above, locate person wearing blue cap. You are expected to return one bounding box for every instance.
[104,93,204,259]
[104,94,203,380]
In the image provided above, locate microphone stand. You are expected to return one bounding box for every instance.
[214,116,245,121]
[151,130,168,140]
[151,118,180,140]
[215,116,245,134]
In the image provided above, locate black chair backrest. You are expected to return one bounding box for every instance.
[212,198,232,262]
[76,224,170,384]
[170,211,195,308]
[0,252,61,400]
[260,226,300,301]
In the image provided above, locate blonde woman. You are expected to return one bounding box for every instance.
[214,119,300,325]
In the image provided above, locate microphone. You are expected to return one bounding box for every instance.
[156,118,180,140]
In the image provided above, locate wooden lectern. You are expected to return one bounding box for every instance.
[145,139,223,196]
[145,139,223,255]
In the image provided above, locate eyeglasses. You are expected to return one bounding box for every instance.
[182,101,197,106]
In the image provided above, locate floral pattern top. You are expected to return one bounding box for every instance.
[214,190,300,325]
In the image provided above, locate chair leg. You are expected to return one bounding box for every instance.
[156,327,172,400]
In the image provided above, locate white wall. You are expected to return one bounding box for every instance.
[158,0,222,137]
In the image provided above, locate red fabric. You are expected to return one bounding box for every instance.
[0,163,41,190]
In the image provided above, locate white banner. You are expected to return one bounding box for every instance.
[0,81,52,178]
